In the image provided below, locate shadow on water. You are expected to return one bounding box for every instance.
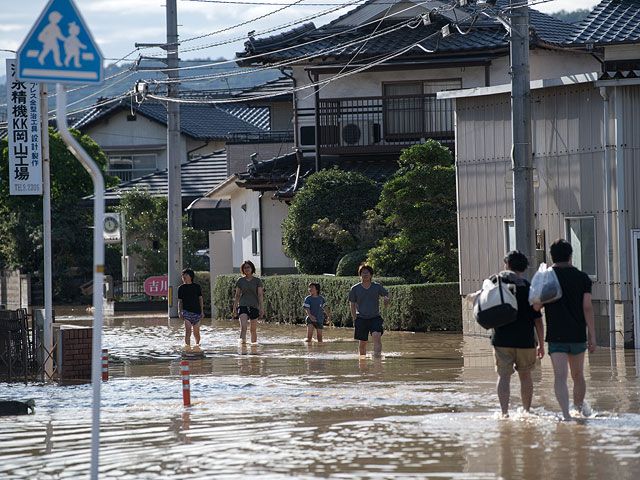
[1,316,640,479]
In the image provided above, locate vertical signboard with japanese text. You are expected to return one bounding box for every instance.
[6,59,42,195]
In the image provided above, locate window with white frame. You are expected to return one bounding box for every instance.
[566,217,597,278]
[504,219,515,253]
[107,153,158,182]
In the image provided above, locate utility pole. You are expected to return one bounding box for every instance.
[136,0,181,318]
[166,0,182,318]
[509,0,535,272]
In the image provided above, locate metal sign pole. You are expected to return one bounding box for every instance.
[41,83,54,379]
[56,84,104,480]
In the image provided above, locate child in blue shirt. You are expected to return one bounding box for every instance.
[302,282,331,342]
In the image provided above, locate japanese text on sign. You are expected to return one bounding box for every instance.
[144,276,169,296]
[6,59,42,195]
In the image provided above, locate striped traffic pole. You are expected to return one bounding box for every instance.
[101,349,108,381]
[181,360,191,407]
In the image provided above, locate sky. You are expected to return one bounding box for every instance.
[0,0,602,81]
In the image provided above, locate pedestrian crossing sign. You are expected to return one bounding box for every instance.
[16,0,103,84]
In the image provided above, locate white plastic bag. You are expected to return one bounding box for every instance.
[528,263,562,305]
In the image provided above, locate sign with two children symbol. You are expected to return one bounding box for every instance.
[17,0,103,84]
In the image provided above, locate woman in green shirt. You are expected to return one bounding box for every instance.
[233,260,264,343]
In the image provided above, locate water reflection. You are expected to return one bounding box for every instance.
[0,316,639,479]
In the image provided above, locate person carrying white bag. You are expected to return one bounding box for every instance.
[532,239,596,420]
[479,251,544,417]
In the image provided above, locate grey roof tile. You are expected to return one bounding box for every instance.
[73,97,264,140]
[570,0,640,45]
[237,0,572,64]
[84,150,228,206]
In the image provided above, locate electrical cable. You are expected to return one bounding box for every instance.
[140,0,450,78]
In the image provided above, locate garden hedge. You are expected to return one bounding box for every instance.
[194,270,211,316]
[213,274,461,332]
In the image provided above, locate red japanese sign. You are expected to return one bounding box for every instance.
[144,276,168,296]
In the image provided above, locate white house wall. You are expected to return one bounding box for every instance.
[82,110,204,168]
[230,187,261,272]
[260,197,297,273]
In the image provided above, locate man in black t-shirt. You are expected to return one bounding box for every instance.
[491,251,544,417]
[178,268,204,347]
[535,239,596,420]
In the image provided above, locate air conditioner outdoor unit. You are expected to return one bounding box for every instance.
[340,118,373,146]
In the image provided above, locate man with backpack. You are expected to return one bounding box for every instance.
[491,250,544,417]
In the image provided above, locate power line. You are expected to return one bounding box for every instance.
[139,0,443,77]
[139,0,363,57]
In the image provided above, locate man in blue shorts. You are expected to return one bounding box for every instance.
[536,239,596,419]
[349,263,392,357]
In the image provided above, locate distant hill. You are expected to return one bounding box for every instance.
[550,9,591,24]
[0,58,281,121]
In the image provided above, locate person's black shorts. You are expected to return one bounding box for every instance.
[237,306,260,319]
[354,315,384,341]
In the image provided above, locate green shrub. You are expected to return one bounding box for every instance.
[194,271,211,316]
[335,249,369,276]
[281,168,381,274]
[213,274,460,331]
[380,283,461,331]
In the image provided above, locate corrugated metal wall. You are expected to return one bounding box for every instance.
[456,85,608,298]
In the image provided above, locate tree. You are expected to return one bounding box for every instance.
[282,168,381,274]
[0,128,120,301]
[115,187,206,277]
[368,140,458,282]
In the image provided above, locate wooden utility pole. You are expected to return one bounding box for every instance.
[136,0,182,317]
[166,0,182,318]
[509,0,535,271]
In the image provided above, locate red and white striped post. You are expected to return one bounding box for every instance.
[101,349,108,381]
[181,360,191,407]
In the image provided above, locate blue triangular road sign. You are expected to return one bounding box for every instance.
[17,0,103,84]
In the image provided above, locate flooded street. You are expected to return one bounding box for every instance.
[2,313,640,479]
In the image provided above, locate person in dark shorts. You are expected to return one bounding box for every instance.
[534,238,596,419]
[302,282,331,343]
[233,260,263,344]
[178,268,204,347]
[349,263,391,357]
[491,251,544,417]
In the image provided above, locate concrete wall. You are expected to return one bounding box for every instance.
[0,270,29,310]
[209,230,233,317]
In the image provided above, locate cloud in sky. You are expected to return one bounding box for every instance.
[0,0,602,79]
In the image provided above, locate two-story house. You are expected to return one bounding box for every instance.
[214,0,596,277]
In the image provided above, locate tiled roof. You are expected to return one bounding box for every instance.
[236,152,399,198]
[72,98,265,139]
[84,150,228,206]
[216,104,270,131]
[232,76,293,102]
[569,0,640,45]
[238,1,572,64]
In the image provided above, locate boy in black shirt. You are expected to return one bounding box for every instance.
[492,251,544,417]
[178,268,204,347]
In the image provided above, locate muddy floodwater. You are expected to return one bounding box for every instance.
[1,312,640,479]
